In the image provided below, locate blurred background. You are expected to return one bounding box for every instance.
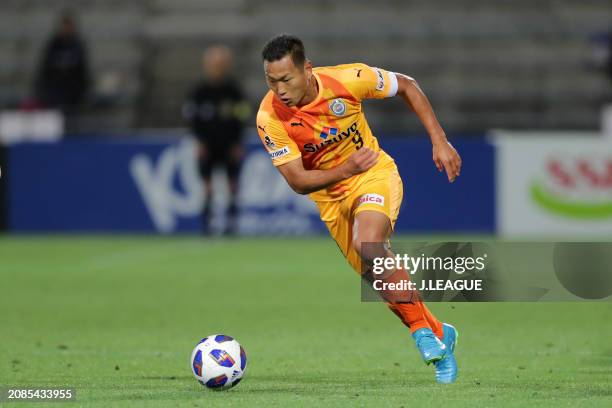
[0,0,611,237]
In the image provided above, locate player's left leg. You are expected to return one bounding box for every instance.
[352,210,444,352]
[348,165,443,338]
[349,166,458,383]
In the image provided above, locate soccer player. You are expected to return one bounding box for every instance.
[256,35,462,383]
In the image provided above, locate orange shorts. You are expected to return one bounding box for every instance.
[315,161,403,274]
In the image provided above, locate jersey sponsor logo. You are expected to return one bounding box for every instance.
[319,126,338,140]
[374,68,385,91]
[269,146,290,159]
[304,122,360,153]
[329,98,346,116]
[358,193,385,206]
[264,134,276,149]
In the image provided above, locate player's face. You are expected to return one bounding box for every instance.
[264,55,311,107]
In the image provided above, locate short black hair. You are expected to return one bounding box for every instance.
[261,34,306,67]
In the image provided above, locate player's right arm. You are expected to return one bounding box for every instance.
[276,148,378,195]
[257,107,377,195]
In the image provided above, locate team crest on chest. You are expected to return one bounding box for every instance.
[329,98,346,116]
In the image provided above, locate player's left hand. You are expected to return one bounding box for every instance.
[432,141,462,182]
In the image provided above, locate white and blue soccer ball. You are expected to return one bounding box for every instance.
[190,334,247,390]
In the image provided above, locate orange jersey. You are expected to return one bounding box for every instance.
[256,63,399,201]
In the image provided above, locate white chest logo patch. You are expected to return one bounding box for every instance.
[329,98,346,116]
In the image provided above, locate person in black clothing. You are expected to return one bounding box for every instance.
[35,13,90,112]
[183,45,250,235]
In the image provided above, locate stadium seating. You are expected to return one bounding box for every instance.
[0,0,610,133]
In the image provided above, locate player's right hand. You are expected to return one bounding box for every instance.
[345,147,379,176]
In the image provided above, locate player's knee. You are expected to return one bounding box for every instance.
[352,230,386,261]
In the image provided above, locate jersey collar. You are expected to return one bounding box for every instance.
[294,72,322,111]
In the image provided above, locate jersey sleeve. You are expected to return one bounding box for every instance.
[256,109,301,166]
[344,63,399,101]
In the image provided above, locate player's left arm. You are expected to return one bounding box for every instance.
[395,73,462,183]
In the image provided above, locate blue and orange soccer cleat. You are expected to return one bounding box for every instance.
[433,323,459,384]
[412,328,447,365]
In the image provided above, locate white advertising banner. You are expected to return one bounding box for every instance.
[0,110,64,144]
[495,135,612,237]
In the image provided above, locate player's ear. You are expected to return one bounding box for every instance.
[304,59,313,74]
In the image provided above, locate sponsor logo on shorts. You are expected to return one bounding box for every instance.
[374,68,385,91]
[359,193,385,206]
[269,146,290,160]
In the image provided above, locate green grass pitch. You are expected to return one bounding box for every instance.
[1,236,611,407]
